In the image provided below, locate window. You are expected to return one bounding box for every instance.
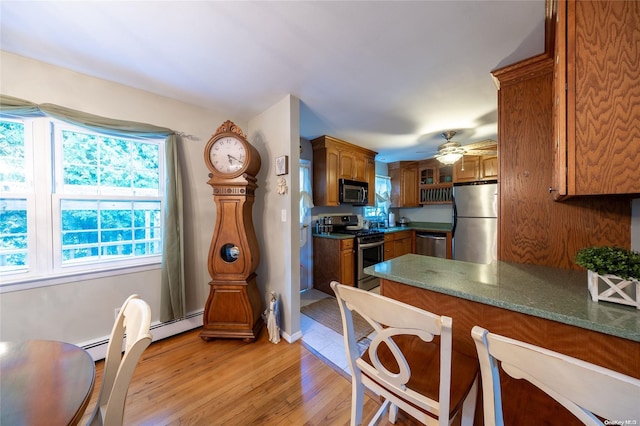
[0,117,164,286]
[363,175,391,222]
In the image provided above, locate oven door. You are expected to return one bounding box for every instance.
[357,240,384,290]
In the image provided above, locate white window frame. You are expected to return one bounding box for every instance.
[0,117,164,292]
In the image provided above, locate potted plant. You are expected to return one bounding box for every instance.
[575,246,640,309]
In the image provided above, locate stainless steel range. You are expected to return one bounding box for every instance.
[319,214,384,291]
[342,229,384,291]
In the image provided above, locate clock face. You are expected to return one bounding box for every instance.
[210,136,247,174]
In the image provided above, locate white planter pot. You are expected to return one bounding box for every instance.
[587,270,640,309]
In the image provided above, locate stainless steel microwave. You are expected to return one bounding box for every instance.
[339,179,368,205]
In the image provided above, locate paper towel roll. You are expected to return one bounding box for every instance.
[388,212,396,227]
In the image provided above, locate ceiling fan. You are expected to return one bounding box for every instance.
[425,131,497,165]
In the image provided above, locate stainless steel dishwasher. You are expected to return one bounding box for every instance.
[416,232,447,258]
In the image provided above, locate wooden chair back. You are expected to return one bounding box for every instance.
[87,294,152,426]
[471,325,640,425]
[331,281,477,426]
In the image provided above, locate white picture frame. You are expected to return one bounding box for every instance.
[275,155,288,176]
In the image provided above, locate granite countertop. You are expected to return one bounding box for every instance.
[313,222,452,239]
[389,222,452,233]
[365,254,640,342]
[312,232,354,240]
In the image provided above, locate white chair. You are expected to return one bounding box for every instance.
[331,281,478,426]
[471,325,640,426]
[87,295,152,426]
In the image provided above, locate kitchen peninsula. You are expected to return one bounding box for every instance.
[365,254,640,424]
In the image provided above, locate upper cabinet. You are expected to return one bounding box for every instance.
[418,159,453,204]
[311,135,377,207]
[388,161,420,208]
[553,0,640,198]
[453,155,498,183]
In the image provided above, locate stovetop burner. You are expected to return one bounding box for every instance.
[341,229,384,237]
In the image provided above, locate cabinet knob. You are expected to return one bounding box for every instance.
[548,187,557,193]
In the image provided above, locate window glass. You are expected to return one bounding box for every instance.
[0,120,27,191]
[0,118,164,285]
[363,175,391,223]
[0,120,31,273]
[0,198,28,273]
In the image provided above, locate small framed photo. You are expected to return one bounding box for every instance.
[275,155,289,176]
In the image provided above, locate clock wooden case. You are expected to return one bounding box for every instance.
[200,120,263,342]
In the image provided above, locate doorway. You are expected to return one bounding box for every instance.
[299,159,313,292]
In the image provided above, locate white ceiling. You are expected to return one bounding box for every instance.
[0,1,546,163]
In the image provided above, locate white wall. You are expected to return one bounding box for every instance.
[0,51,299,344]
[249,95,301,342]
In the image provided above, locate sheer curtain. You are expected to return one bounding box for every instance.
[375,175,392,217]
[0,95,185,321]
[299,160,313,247]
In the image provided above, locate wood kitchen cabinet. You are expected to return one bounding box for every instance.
[339,150,356,180]
[313,236,355,295]
[419,159,453,204]
[553,0,640,197]
[492,50,630,270]
[452,154,498,183]
[383,230,414,261]
[480,155,498,180]
[311,135,377,206]
[453,156,480,183]
[388,161,419,208]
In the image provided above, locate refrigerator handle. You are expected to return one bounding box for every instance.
[452,195,458,237]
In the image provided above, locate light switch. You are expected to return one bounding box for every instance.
[281,209,286,222]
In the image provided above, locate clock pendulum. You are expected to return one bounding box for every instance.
[200,120,263,342]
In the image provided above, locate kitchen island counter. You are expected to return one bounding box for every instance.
[366,254,640,424]
[365,254,639,342]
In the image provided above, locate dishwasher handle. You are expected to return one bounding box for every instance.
[416,234,446,240]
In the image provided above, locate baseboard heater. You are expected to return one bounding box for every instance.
[81,310,204,361]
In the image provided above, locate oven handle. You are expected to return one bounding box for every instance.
[358,240,384,249]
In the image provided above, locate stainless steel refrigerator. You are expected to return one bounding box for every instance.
[452,181,498,264]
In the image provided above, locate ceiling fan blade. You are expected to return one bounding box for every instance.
[464,149,497,156]
[464,139,497,150]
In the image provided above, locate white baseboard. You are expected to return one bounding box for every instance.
[282,329,302,343]
[82,310,204,361]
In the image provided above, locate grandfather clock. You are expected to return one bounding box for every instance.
[200,120,263,342]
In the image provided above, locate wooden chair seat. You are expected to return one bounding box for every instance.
[361,334,479,421]
[332,281,478,426]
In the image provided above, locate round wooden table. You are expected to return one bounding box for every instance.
[0,340,96,426]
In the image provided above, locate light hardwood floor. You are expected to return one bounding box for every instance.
[80,327,423,425]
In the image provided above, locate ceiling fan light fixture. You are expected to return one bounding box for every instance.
[435,151,463,165]
[434,131,464,164]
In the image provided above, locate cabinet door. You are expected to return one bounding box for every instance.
[552,0,568,196]
[339,151,355,179]
[384,234,395,260]
[555,0,640,196]
[480,156,498,180]
[453,156,480,182]
[340,247,355,286]
[312,146,340,206]
[396,237,413,257]
[353,155,367,181]
[390,163,419,207]
[401,166,419,207]
[419,160,438,185]
[365,157,376,206]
